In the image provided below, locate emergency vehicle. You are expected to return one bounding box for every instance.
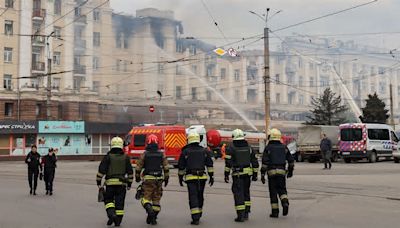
[124,125,186,166]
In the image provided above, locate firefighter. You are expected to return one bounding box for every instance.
[135,134,169,225]
[261,128,294,218]
[178,131,214,225]
[96,137,134,227]
[25,145,42,195]
[41,148,57,196]
[224,129,259,222]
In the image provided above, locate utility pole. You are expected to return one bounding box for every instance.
[390,83,395,129]
[46,33,54,120]
[264,20,270,133]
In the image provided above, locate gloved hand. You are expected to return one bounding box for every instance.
[287,170,293,178]
[252,173,258,182]
[261,175,266,184]
[164,177,169,187]
[209,176,214,187]
[179,175,184,187]
[224,174,229,183]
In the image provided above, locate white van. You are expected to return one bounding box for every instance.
[339,123,399,163]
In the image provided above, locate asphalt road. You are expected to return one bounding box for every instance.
[1,159,400,228]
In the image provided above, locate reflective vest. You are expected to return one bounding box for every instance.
[105,153,127,185]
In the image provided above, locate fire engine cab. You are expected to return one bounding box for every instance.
[124,125,186,166]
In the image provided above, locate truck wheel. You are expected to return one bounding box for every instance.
[344,158,351,163]
[394,157,400,163]
[368,152,377,163]
[308,157,316,163]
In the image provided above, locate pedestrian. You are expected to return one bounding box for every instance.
[25,145,42,195]
[135,134,169,225]
[96,137,134,227]
[178,131,214,225]
[224,129,259,222]
[320,133,332,169]
[41,148,57,195]
[261,128,294,218]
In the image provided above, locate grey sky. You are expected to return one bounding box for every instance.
[110,0,399,50]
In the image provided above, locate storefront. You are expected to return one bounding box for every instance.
[0,121,38,156]
[37,121,90,155]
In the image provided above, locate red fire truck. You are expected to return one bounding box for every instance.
[124,125,186,166]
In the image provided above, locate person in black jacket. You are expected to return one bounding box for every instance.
[42,148,57,195]
[320,134,332,170]
[25,145,42,195]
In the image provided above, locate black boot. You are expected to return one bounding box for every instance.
[235,211,245,222]
[30,189,32,195]
[282,200,289,216]
[243,212,249,220]
[144,204,155,225]
[270,209,279,218]
[49,191,53,196]
[114,216,122,227]
[152,211,159,225]
[33,190,37,195]
[46,190,49,195]
[106,208,117,226]
[190,220,200,225]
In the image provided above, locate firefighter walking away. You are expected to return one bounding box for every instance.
[178,131,214,225]
[96,137,134,227]
[261,128,294,218]
[135,134,169,225]
[224,129,259,222]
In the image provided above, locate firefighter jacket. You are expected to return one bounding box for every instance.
[261,141,294,176]
[224,140,259,176]
[25,151,42,171]
[135,143,169,181]
[178,143,214,181]
[96,148,134,187]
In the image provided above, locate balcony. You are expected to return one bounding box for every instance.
[32,35,45,46]
[74,15,87,24]
[74,65,86,75]
[74,39,86,50]
[33,9,46,20]
[32,62,45,72]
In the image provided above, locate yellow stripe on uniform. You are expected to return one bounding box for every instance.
[267,169,287,176]
[115,210,124,215]
[141,198,152,206]
[280,194,288,200]
[207,167,214,173]
[225,155,232,159]
[152,206,161,212]
[185,174,208,181]
[224,167,231,172]
[271,203,279,209]
[105,202,115,209]
[191,208,202,214]
[235,205,245,211]
[245,201,251,206]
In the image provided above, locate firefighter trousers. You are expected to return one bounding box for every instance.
[186,179,206,221]
[104,185,127,225]
[141,180,163,215]
[28,168,39,191]
[231,175,251,214]
[268,174,289,212]
[44,168,55,192]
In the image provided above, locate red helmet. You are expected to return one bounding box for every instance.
[147,134,159,145]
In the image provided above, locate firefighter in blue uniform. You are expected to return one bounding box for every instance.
[96,137,134,227]
[224,129,259,222]
[261,128,294,218]
[135,134,169,225]
[178,131,214,225]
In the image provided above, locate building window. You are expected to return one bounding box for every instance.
[93,32,100,47]
[276,93,280,104]
[220,68,226,80]
[52,78,60,90]
[123,61,128,72]
[220,89,225,96]
[247,89,257,103]
[299,76,303,87]
[93,81,100,92]
[54,0,61,15]
[176,64,182,75]
[3,74,12,90]
[288,92,296,105]
[379,81,386,94]
[93,10,101,22]
[275,74,280,84]
[320,76,329,87]
[158,63,164,74]
[310,77,314,87]
[207,90,212,101]
[235,90,240,101]
[36,104,42,117]
[74,7,81,17]
[206,65,214,77]
[5,103,13,117]
[246,66,258,80]
[5,0,14,8]
[191,65,197,74]
[378,67,385,75]
[191,87,197,100]
[234,69,240,82]
[189,45,196,55]
[54,26,61,39]
[53,52,61,65]
[299,94,304,105]
[176,41,183,53]
[4,47,12,62]
[93,57,99,70]
[5,20,13,35]
[176,86,182,99]
[73,77,81,90]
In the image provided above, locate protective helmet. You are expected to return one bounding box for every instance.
[187,132,201,144]
[147,134,158,145]
[232,129,245,141]
[111,137,124,149]
[269,128,282,141]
